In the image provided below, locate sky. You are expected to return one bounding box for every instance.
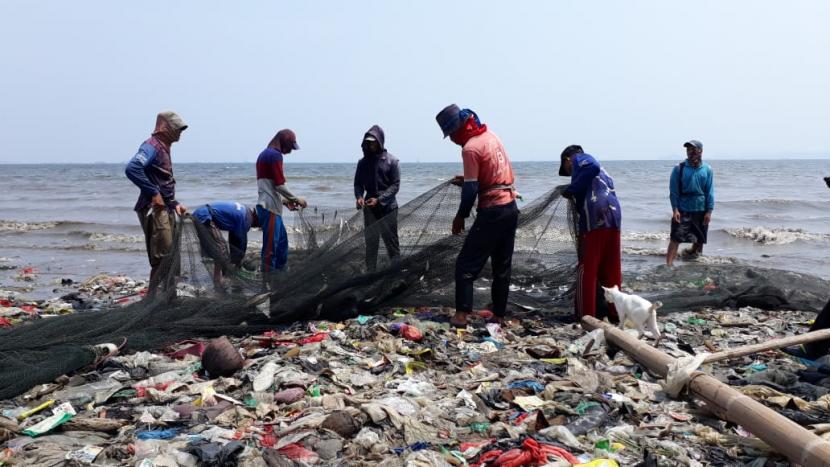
[0,1,828,163]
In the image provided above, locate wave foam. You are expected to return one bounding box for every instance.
[724,227,830,245]
[0,220,59,232]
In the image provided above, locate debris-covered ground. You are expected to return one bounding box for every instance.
[1,274,829,466]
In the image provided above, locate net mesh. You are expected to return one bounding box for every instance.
[0,182,578,399]
[3,181,826,400]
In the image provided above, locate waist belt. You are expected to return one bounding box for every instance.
[480,184,515,194]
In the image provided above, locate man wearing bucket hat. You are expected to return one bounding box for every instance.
[558,145,622,320]
[125,111,189,288]
[436,104,518,327]
[256,129,308,282]
[666,139,714,266]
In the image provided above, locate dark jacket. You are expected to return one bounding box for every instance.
[353,125,400,211]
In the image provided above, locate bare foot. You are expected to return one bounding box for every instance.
[451,311,470,328]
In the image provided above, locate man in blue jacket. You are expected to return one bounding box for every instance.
[354,125,401,271]
[666,140,715,266]
[192,202,259,290]
[125,111,188,287]
[559,145,622,319]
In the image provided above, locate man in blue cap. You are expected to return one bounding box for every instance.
[666,139,715,266]
[436,104,518,327]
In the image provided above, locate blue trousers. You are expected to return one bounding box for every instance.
[256,206,288,273]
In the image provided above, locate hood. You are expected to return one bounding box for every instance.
[363,125,386,152]
[153,111,187,142]
[267,129,299,153]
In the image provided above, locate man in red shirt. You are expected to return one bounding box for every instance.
[436,104,519,327]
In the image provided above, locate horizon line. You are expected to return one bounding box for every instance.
[2,157,830,165]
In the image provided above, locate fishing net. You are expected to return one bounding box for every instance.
[3,180,827,399]
[0,182,578,399]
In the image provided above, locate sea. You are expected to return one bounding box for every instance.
[2,160,829,298]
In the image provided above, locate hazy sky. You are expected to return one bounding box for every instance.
[1,1,828,163]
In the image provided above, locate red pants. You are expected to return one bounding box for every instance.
[576,229,622,319]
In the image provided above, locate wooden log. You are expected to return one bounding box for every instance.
[582,316,830,467]
[703,328,830,364]
[62,416,125,433]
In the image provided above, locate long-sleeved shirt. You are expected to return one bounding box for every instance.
[125,136,178,211]
[192,201,253,263]
[669,161,715,213]
[563,153,622,235]
[354,152,400,211]
[256,147,299,216]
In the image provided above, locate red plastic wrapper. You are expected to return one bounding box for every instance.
[0,317,12,328]
[278,443,319,463]
[297,332,328,345]
[401,325,423,342]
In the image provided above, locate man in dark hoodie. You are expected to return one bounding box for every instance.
[354,125,401,271]
[125,111,188,287]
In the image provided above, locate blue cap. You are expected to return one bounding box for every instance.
[436,104,463,138]
[683,140,703,150]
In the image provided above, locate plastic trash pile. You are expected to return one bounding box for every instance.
[0,276,827,466]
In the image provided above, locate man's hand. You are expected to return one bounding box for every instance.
[296,197,308,209]
[450,175,464,187]
[356,197,365,209]
[562,191,574,201]
[673,209,681,223]
[175,204,187,216]
[452,216,465,235]
[151,193,165,210]
[703,212,712,226]
[365,198,378,207]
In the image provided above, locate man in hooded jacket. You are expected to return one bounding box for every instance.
[354,125,401,271]
[256,129,307,280]
[125,111,188,287]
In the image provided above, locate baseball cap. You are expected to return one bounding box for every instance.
[683,140,703,150]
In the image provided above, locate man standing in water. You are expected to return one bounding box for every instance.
[354,125,401,271]
[125,111,188,288]
[436,104,518,327]
[558,145,622,320]
[256,129,307,282]
[666,140,715,266]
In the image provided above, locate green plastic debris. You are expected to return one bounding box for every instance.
[22,402,75,437]
[574,400,601,415]
[356,315,372,325]
[244,397,258,408]
[307,385,321,397]
[469,422,490,433]
[687,317,707,325]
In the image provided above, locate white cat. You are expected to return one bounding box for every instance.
[601,285,662,340]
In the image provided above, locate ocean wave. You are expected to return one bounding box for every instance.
[622,231,670,241]
[88,232,144,243]
[0,220,60,232]
[724,227,830,245]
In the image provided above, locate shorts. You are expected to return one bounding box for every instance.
[670,211,708,244]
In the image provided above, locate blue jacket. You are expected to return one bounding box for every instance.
[192,202,253,263]
[669,162,714,213]
[125,137,178,211]
[564,153,622,235]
